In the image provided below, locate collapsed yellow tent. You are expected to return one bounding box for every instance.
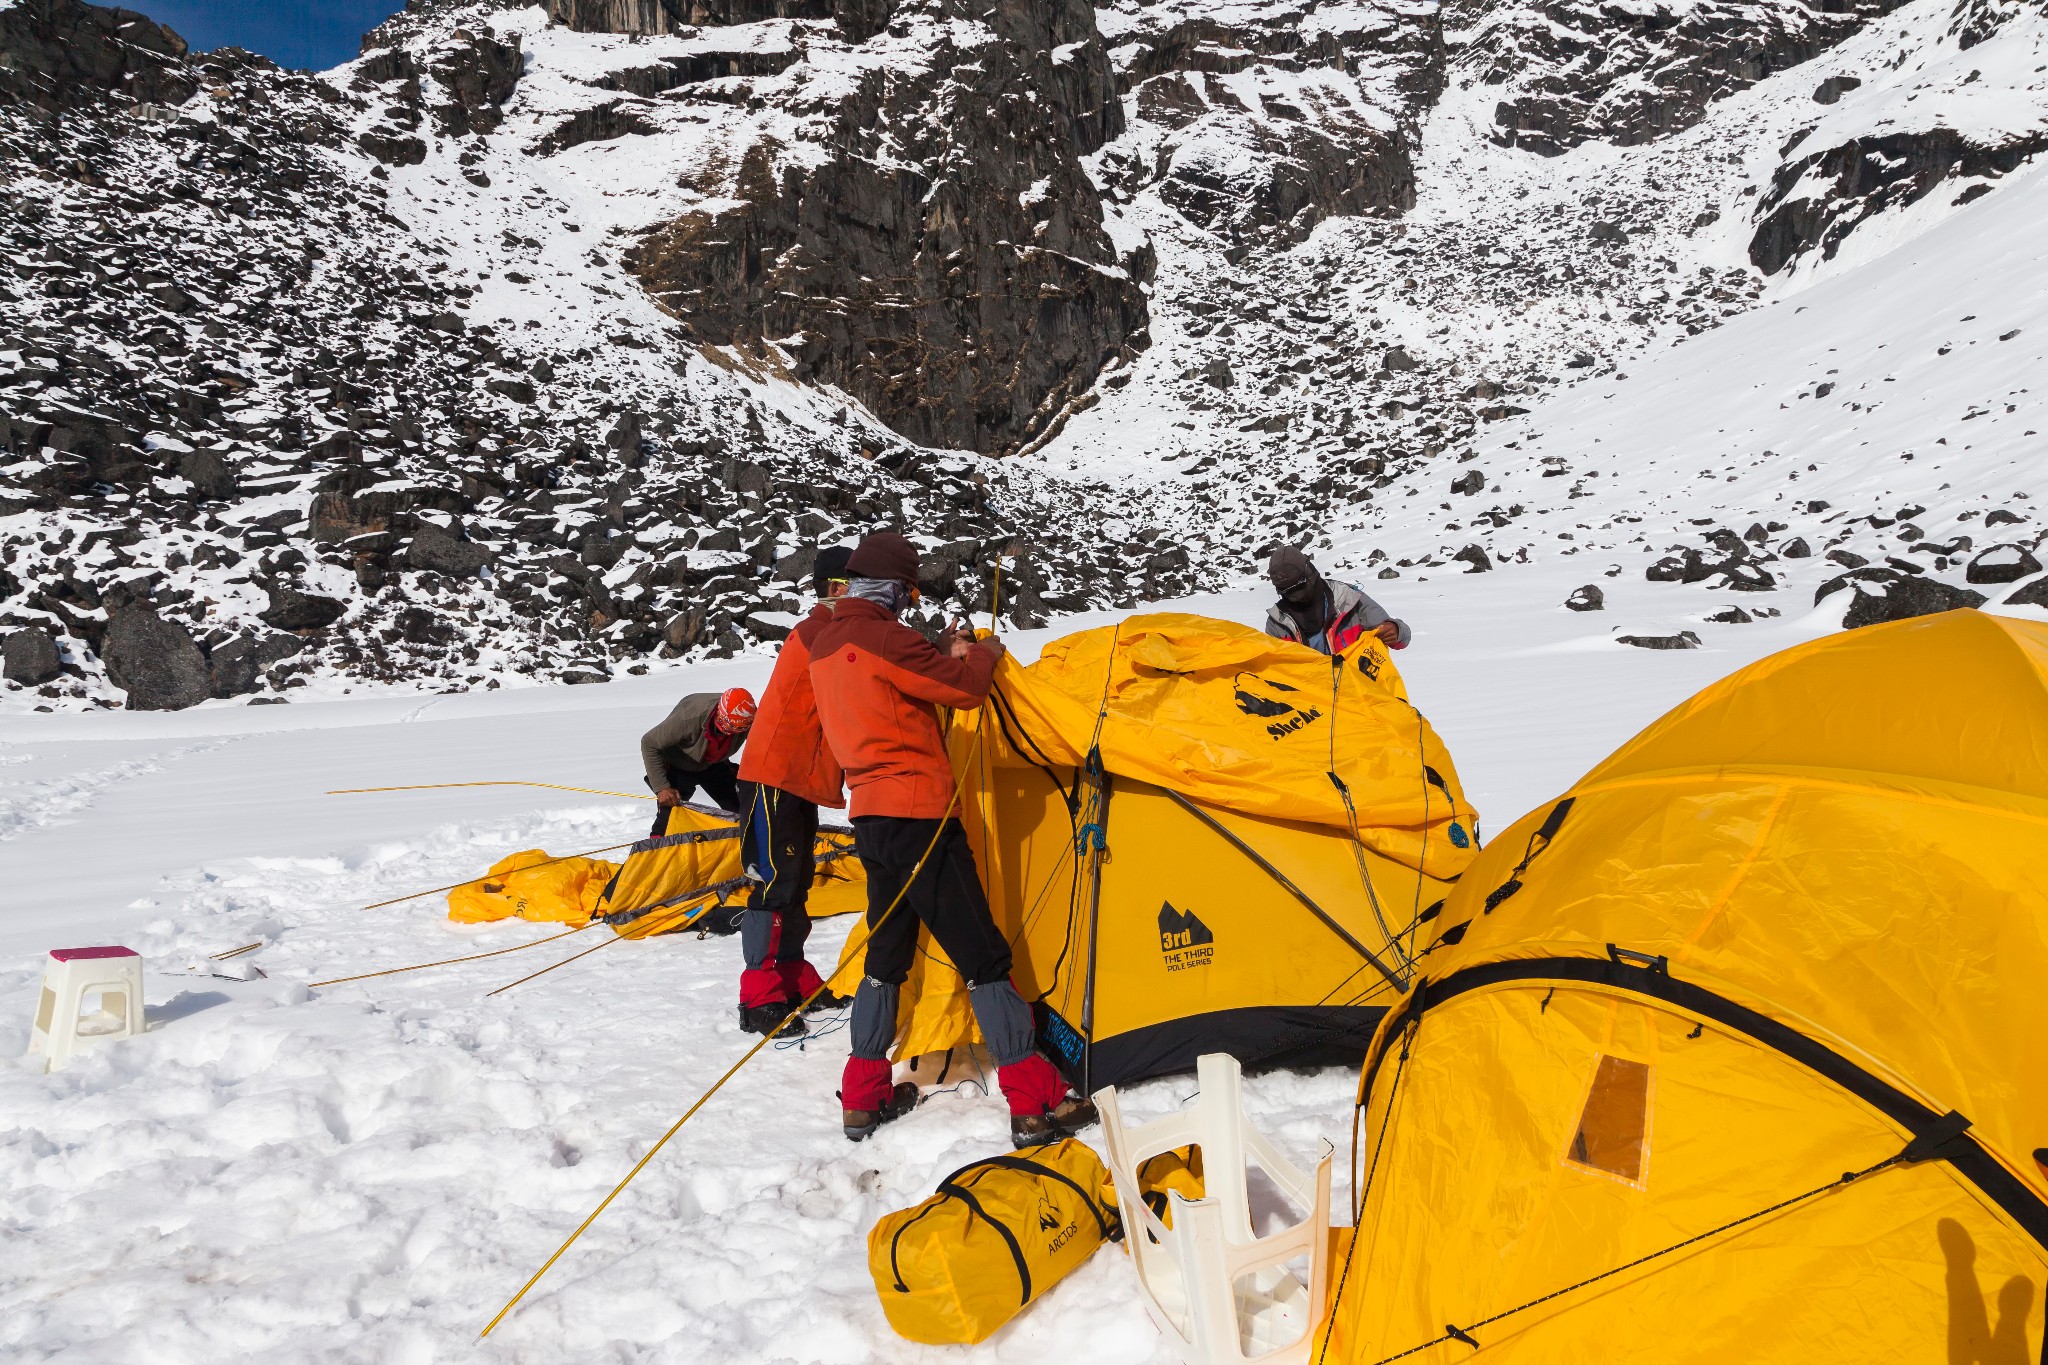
[1323,610,2048,1363]
[447,803,866,939]
[448,849,619,924]
[838,613,1480,1090]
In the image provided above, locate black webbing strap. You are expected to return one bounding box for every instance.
[1482,796,1575,913]
[888,1153,1118,1303]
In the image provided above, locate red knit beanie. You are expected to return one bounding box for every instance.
[847,532,920,585]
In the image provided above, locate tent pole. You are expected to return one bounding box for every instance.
[1079,772,1113,1095]
[1162,788,1409,995]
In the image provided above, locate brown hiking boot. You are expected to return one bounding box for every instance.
[1011,1095,1099,1148]
[843,1081,920,1142]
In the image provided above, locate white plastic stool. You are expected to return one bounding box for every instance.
[1095,1053,1334,1365]
[29,946,144,1072]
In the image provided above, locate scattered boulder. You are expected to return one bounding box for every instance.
[1565,584,1604,612]
[1985,509,2025,526]
[1812,74,1862,104]
[485,376,536,404]
[1201,357,1234,388]
[1588,221,1628,244]
[1617,631,1701,650]
[208,632,305,697]
[1780,537,1813,558]
[178,449,238,500]
[1382,347,1417,373]
[260,586,348,631]
[1453,544,1493,573]
[1712,563,1778,593]
[404,525,492,577]
[1965,543,2042,584]
[2,627,63,685]
[1451,470,1485,496]
[102,608,210,710]
[1706,606,1753,624]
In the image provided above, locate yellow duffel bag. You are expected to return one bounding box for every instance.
[869,1139,1122,1345]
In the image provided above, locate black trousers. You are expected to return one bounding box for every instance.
[853,815,1013,988]
[650,760,743,836]
[743,784,818,916]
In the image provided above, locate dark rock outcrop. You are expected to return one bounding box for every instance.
[626,0,1140,456]
[1102,0,1442,244]
[1565,584,1604,611]
[1820,570,1988,627]
[1752,124,2048,274]
[1461,0,1909,156]
[0,0,195,113]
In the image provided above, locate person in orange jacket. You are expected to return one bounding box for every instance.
[810,531,1098,1148]
[731,546,856,1037]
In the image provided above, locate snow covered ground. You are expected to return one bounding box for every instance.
[2,561,1919,1364]
[9,69,2048,1347]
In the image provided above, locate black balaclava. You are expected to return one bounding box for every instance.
[1268,547,1332,641]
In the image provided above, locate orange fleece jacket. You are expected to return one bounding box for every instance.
[737,601,846,808]
[808,597,995,819]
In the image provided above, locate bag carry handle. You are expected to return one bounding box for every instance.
[888,1152,1119,1302]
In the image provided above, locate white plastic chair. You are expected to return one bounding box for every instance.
[1095,1053,1334,1365]
[28,946,144,1072]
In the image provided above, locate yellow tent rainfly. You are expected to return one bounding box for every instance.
[1322,610,2048,1364]
[837,612,1481,1091]
[447,803,866,938]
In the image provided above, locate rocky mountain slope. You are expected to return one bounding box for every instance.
[1,0,2043,709]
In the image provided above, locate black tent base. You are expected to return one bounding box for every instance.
[1035,1003,1389,1093]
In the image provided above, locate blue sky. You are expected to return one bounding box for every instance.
[124,0,411,71]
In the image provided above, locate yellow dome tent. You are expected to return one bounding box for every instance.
[837,613,1481,1091]
[1321,610,2048,1363]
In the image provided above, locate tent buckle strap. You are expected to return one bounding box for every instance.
[1901,1109,1974,1165]
[1606,944,1669,975]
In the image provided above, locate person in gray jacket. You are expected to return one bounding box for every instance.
[1263,547,1410,655]
[639,686,755,834]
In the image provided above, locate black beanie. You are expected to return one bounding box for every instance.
[812,545,854,593]
[1268,546,1323,602]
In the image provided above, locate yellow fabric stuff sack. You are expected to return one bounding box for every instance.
[869,1139,1122,1345]
[447,850,618,924]
[1100,1145,1205,1237]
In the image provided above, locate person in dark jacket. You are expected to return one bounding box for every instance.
[810,531,1098,1149]
[640,686,755,835]
[1263,547,1411,655]
[730,546,855,1037]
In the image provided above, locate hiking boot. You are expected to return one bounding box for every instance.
[804,987,853,1014]
[738,1001,806,1037]
[843,1081,920,1142]
[1011,1095,1100,1149]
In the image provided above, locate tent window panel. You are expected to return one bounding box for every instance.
[1565,1055,1651,1183]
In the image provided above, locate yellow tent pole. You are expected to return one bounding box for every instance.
[329,780,655,801]
[311,924,594,989]
[479,726,989,1338]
